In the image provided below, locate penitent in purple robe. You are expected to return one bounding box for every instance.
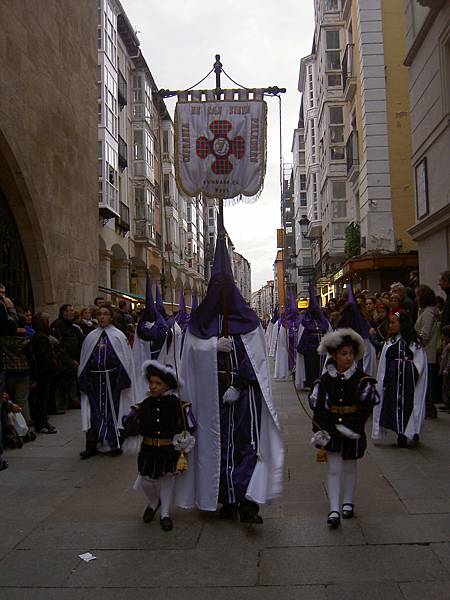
[218,335,262,505]
[78,332,131,451]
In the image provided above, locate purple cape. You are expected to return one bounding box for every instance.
[175,289,190,333]
[336,284,370,338]
[188,237,260,339]
[302,283,329,332]
[137,272,157,341]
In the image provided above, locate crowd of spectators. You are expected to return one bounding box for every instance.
[0,288,138,471]
[320,270,450,419]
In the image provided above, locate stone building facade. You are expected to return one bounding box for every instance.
[404,0,450,292]
[0,0,98,314]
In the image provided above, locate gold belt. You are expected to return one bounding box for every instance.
[331,406,358,414]
[143,437,173,447]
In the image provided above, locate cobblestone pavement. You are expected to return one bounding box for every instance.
[1,375,450,599]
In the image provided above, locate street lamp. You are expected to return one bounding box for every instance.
[298,214,311,239]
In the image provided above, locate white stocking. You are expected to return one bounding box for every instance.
[159,473,176,518]
[140,477,161,510]
[342,459,357,507]
[327,453,343,514]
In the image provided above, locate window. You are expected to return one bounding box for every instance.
[308,65,314,108]
[333,222,347,239]
[326,30,341,72]
[144,79,152,123]
[327,74,341,88]
[333,180,346,199]
[134,129,144,160]
[324,0,339,12]
[133,75,144,119]
[310,119,316,161]
[163,130,169,154]
[145,131,153,168]
[104,142,118,211]
[104,66,117,137]
[332,201,347,218]
[329,107,345,161]
[300,174,306,190]
[312,173,318,221]
[163,174,170,197]
[104,1,116,66]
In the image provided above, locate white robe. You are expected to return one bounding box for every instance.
[265,321,274,349]
[269,321,280,358]
[176,325,284,511]
[78,324,136,433]
[372,337,427,441]
[132,335,152,404]
[274,324,294,380]
[363,338,377,379]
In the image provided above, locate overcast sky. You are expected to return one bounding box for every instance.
[123,0,315,291]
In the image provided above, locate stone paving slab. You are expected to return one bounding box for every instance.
[325,582,404,600]
[259,545,450,585]
[17,519,203,550]
[198,515,366,548]
[400,581,450,600]
[65,549,258,588]
[359,513,450,544]
[0,549,82,587]
[0,587,327,600]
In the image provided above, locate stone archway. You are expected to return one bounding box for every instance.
[0,129,53,310]
[111,243,129,292]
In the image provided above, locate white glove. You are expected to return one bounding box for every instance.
[335,424,361,440]
[310,430,331,447]
[217,336,233,353]
[172,432,196,453]
[223,386,241,404]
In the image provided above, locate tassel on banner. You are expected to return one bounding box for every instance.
[316,448,328,463]
[176,449,188,473]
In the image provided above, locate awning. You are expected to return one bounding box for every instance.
[98,285,187,310]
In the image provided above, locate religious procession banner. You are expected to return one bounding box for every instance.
[175,93,267,200]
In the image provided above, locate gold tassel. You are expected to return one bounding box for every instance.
[176,450,188,473]
[316,447,328,463]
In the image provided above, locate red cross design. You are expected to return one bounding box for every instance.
[196,120,245,175]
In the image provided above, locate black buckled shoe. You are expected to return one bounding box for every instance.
[342,503,354,519]
[80,449,98,460]
[218,503,238,519]
[238,501,263,524]
[160,516,173,531]
[397,434,408,448]
[327,511,341,528]
[143,500,161,523]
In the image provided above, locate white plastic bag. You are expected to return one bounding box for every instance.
[8,412,29,437]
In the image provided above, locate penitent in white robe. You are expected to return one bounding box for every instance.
[176,325,284,511]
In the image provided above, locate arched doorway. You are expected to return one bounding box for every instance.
[0,189,33,309]
[110,244,129,292]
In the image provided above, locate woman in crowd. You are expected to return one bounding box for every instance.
[372,312,427,447]
[78,305,135,459]
[79,307,96,337]
[415,285,440,419]
[369,302,390,357]
[389,292,404,316]
[364,296,377,329]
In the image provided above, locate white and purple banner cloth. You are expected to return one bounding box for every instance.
[175,95,267,200]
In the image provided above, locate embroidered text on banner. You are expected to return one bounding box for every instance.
[175,97,267,200]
